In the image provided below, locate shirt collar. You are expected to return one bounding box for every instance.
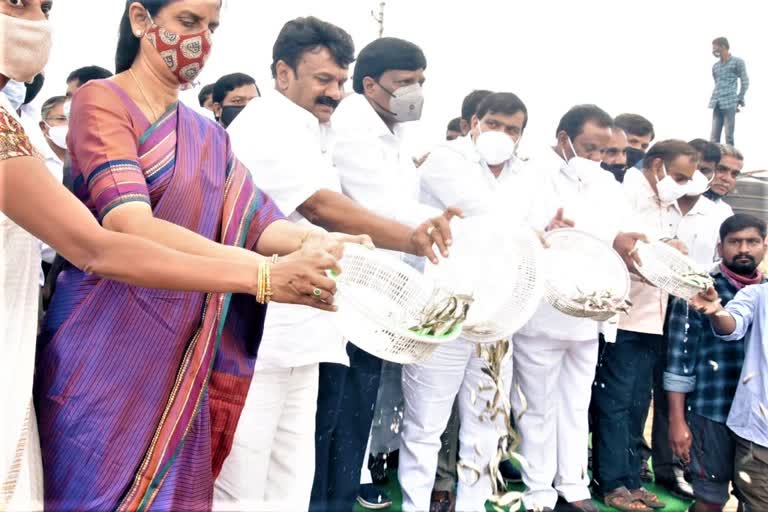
[268,88,331,133]
[335,93,401,141]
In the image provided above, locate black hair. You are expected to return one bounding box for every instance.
[271,16,355,79]
[719,214,767,242]
[688,138,722,164]
[712,37,730,50]
[447,117,462,132]
[555,104,613,140]
[23,73,45,106]
[475,92,528,129]
[460,89,493,123]
[40,95,68,120]
[642,139,700,171]
[614,113,655,140]
[116,0,174,73]
[212,73,258,104]
[352,37,427,94]
[66,65,113,85]
[198,83,214,107]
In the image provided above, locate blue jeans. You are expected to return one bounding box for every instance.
[711,105,736,145]
[591,330,663,494]
[310,344,383,512]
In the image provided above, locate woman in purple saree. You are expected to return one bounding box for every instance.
[34,1,353,509]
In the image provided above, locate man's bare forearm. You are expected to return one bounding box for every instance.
[298,189,413,252]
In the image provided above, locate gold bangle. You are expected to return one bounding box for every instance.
[265,263,273,304]
[256,262,268,304]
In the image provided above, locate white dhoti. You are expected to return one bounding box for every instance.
[399,338,513,512]
[512,334,598,511]
[214,364,319,512]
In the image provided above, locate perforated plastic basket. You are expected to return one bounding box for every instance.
[423,216,544,343]
[331,244,462,364]
[542,229,631,321]
[633,240,713,299]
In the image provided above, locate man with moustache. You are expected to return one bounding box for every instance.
[216,17,455,511]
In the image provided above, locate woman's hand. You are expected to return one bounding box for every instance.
[266,249,341,311]
[303,230,374,259]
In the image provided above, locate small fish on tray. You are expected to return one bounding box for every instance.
[409,291,474,337]
[572,288,632,316]
[678,271,714,291]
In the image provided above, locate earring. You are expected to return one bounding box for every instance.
[135,31,142,37]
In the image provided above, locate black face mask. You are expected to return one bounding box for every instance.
[601,162,628,182]
[704,189,723,201]
[220,105,245,128]
[625,147,645,169]
[24,73,45,106]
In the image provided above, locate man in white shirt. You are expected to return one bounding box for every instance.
[592,140,704,511]
[400,91,535,512]
[36,96,69,289]
[216,18,455,512]
[511,105,645,512]
[327,36,462,512]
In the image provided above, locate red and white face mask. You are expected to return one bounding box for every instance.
[144,13,212,85]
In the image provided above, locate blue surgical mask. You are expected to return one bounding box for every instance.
[2,79,26,111]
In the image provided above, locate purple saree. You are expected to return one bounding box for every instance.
[35,80,282,511]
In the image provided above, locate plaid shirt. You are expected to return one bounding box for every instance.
[709,56,749,110]
[663,270,765,424]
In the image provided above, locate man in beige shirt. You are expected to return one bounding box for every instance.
[591,140,700,511]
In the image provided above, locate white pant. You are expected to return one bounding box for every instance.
[399,338,513,512]
[213,364,319,512]
[511,334,598,511]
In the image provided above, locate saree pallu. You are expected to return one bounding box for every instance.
[35,93,281,511]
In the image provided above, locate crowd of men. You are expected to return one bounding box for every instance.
[7,15,766,512]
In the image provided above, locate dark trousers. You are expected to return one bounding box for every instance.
[310,344,383,512]
[592,330,663,494]
[711,105,737,145]
[650,333,676,481]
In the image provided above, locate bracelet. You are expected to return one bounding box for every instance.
[299,230,314,248]
[255,261,273,305]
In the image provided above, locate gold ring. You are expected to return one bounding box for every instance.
[313,288,323,297]
[426,226,435,236]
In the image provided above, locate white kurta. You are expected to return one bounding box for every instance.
[512,147,626,511]
[0,96,44,511]
[214,90,343,512]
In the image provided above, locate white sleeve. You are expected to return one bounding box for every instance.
[229,103,336,217]
[419,146,487,216]
[334,137,439,227]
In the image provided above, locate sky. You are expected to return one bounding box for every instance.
[37,0,767,171]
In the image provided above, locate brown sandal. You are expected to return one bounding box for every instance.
[631,488,666,509]
[604,487,652,512]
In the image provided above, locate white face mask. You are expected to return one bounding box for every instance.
[45,124,68,150]
[475,123,518,165]
[1,79,26,111]
[684,169,712,196]
[382,82,424,123]
[655,164,689,203]
[0,14,52,83]
[562,137,603,179]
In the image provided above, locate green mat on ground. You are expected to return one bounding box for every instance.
[354,469,692,512]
